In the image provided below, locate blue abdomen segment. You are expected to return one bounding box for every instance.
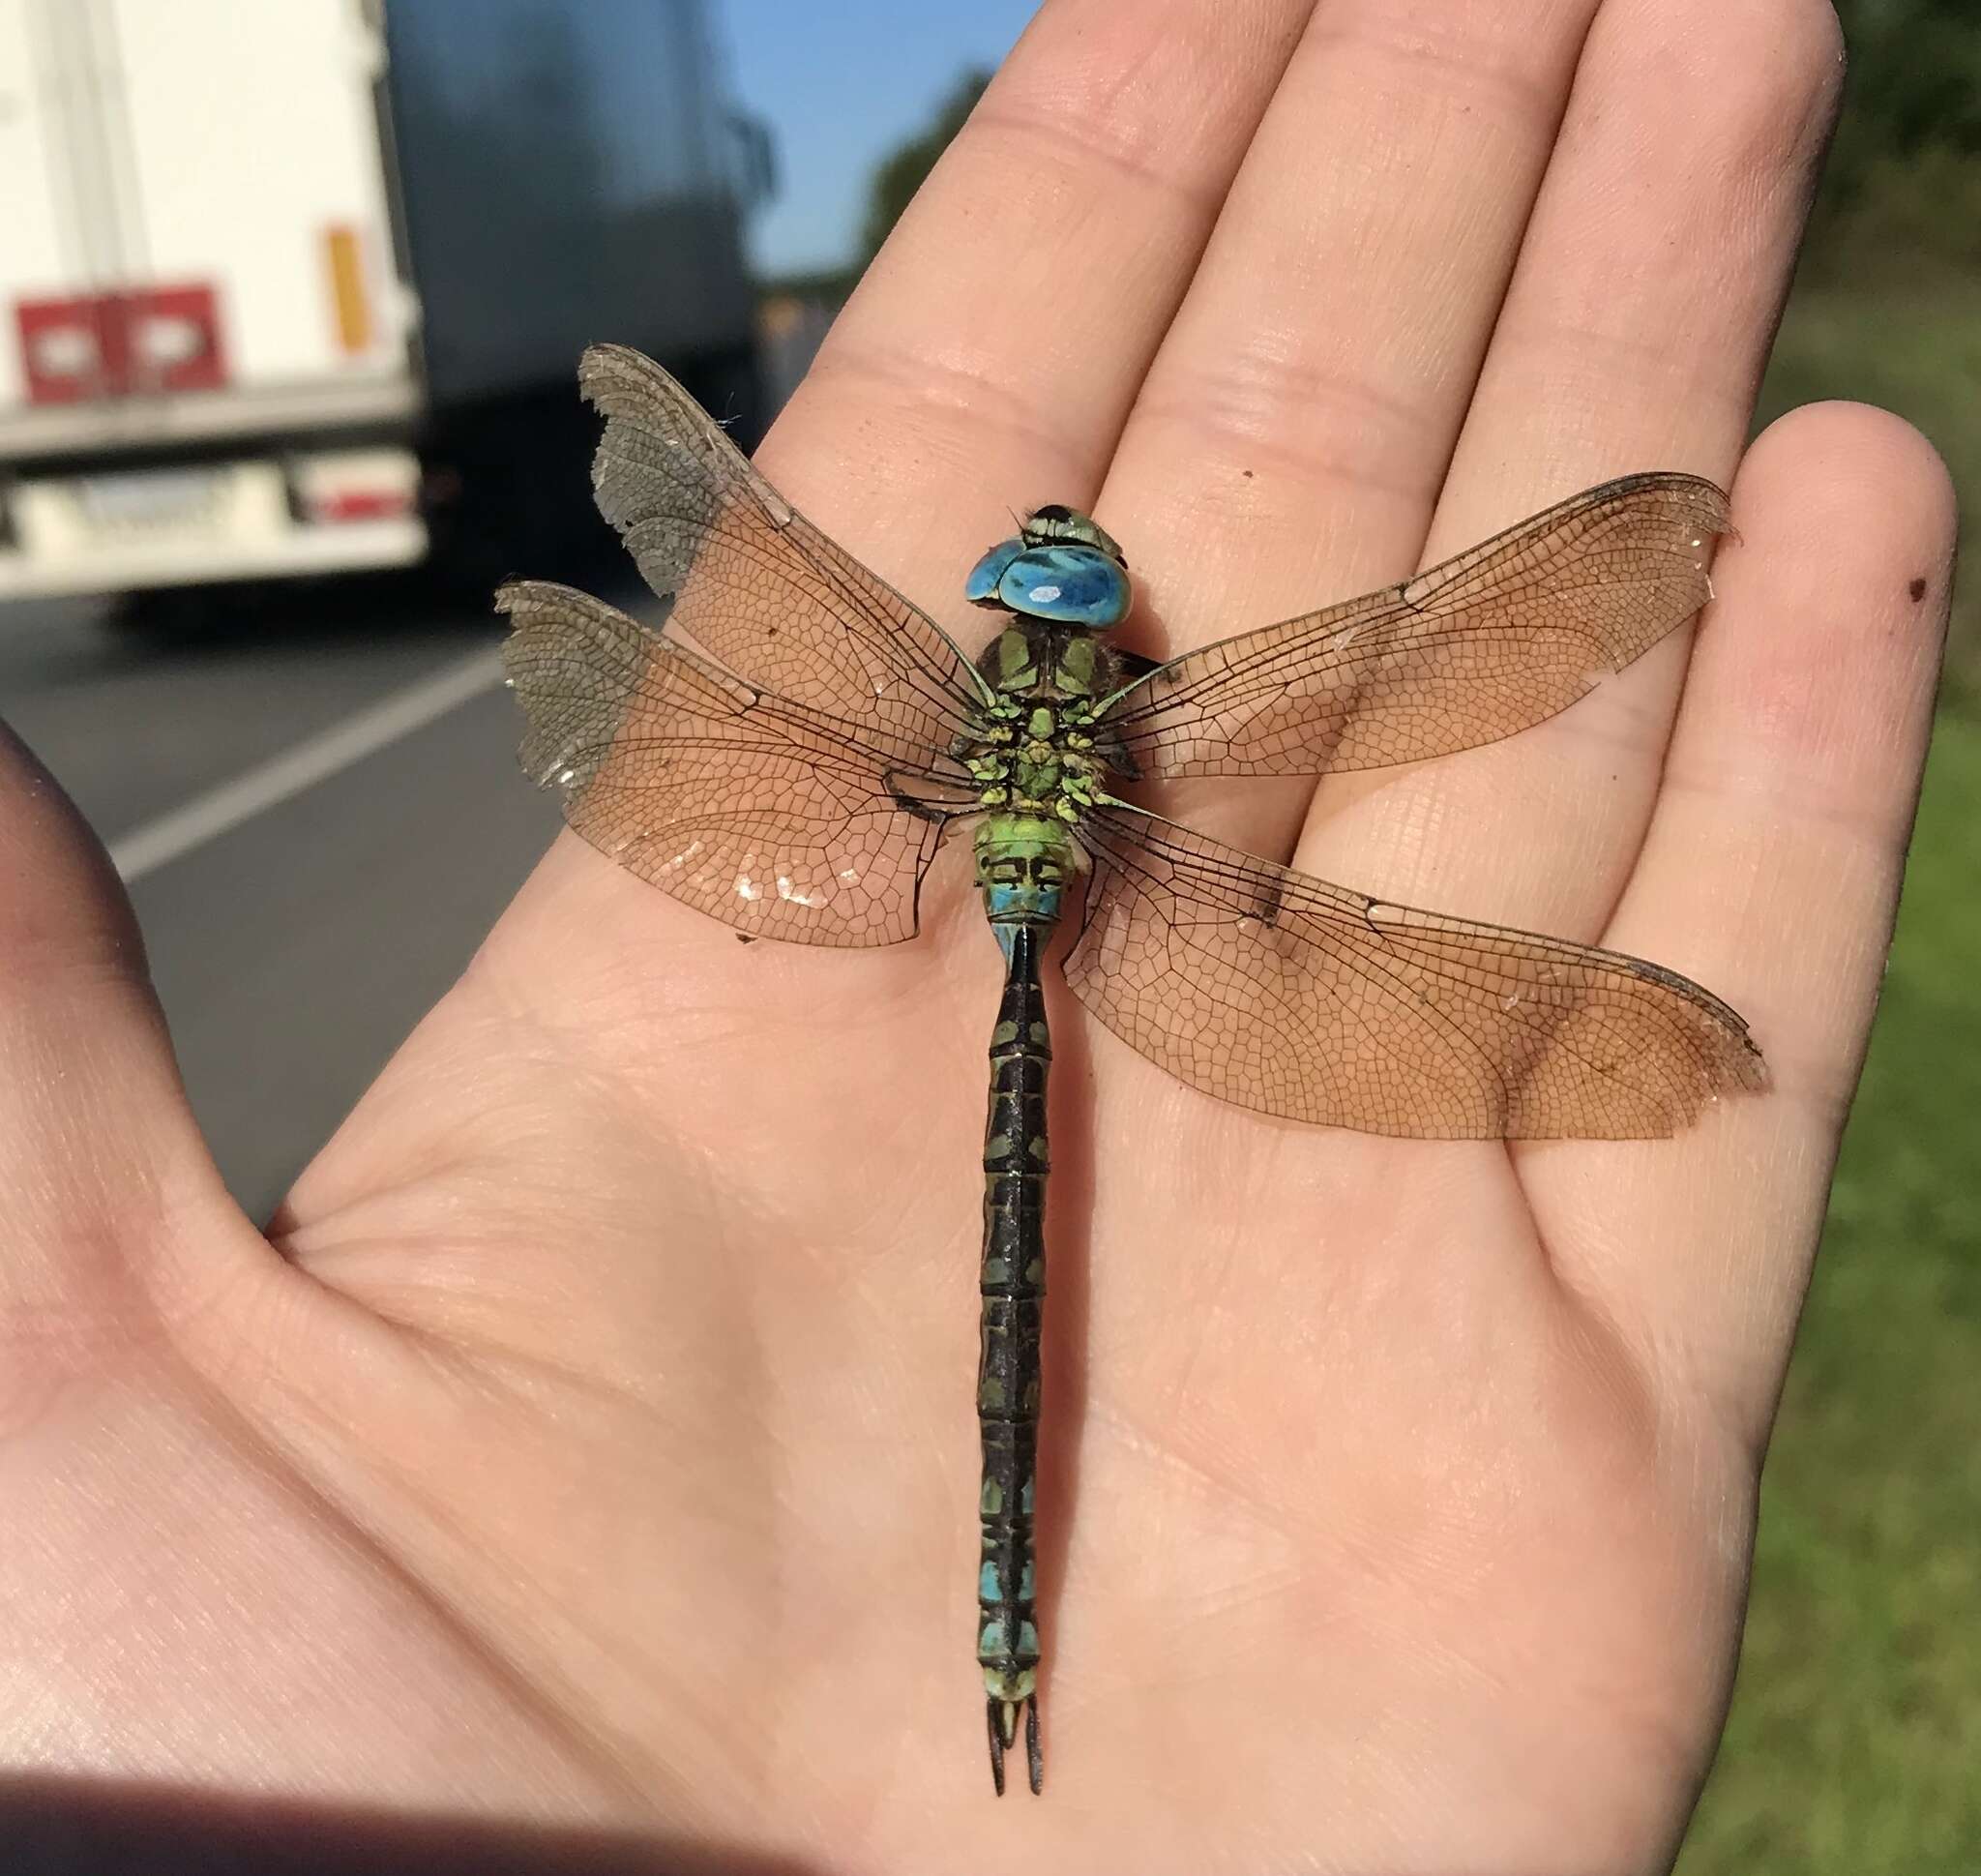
[985,881,1064,935]
[964,542,1131,627]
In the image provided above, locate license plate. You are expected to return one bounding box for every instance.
[77,467,225,530]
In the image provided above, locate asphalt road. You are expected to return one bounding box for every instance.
[1,316,835,1223]
[0,581,567,1220]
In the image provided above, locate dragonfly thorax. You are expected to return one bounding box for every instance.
[961,623,1125,827]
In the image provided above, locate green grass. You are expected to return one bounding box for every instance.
[1678,713,1981,1871]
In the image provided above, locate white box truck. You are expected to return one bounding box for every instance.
[0,0,768,604]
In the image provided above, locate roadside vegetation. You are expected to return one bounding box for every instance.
[1683,6,1978,1859]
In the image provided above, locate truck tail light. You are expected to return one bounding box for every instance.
[15,285,226,402]
[285,449,420,525]
[314,487,411,523]
[126,285,226,393]
[16,297,110,403]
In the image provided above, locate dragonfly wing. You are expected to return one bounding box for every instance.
[1100,474,1730,778]
[579,344,989,750]
[1065,804,1765,1138]
[500,581,977,946]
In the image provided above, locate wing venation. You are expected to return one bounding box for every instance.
[577,344,987,753]
[499,580,975,947]
[1101,474,1730,779]
[1064,804,1765,1138]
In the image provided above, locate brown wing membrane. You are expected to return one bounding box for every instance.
[1065,805,1765,1138]
[499,581,977,946]
[1100,474,1730,779]
[578,344,989,749]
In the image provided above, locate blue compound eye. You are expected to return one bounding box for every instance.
[994,545,1131,627]
[965,538,1026,608]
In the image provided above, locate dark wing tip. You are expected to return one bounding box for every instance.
[577,342,678,418]
[1584,979,1769,1140]
[492,576,540,616]
[578,339,650,383]
[1667,472,1733,540]
[1721,1024,1771,1097]
[1596,468,1731,510]
[1572,471,1734,558]
[494,576,598,621]
[1653,472,1733,545]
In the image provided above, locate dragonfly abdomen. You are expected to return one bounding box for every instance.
[976,895,1053,1797]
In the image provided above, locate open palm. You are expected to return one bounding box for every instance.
[1,1,1953,1871]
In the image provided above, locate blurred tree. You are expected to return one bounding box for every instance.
[1798,0,1981,283]
[842,15,1979,270]
[859,69,993,265]
[814,8,1976,283]
[1830,0,1981,182]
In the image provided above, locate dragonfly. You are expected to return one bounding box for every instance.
[497,343,1767,1798]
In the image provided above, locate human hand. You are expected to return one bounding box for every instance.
[1,1,1953,1870]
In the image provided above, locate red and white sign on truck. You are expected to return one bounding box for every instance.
[0,0,768,603]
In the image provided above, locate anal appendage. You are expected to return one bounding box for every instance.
[987,1691,1043,1796]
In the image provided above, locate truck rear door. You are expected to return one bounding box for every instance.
[0,0,428,596]
[0,0,418,459]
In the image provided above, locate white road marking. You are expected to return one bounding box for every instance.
[108,646,508,883]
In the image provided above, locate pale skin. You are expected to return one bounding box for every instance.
[0,0,1957,1868]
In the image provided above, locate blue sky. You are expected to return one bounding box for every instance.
[722,0,1041,276]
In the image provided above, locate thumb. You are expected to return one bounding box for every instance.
[0,721,240,1350]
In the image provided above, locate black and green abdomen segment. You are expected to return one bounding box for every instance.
[977,913,1050,1794]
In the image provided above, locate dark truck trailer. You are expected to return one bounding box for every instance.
[0,0,770,603]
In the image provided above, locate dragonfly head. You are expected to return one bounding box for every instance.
[1021,503,1126,564]
[964,504,1132,630]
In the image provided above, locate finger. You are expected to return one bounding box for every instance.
[1097,0,1606,852]
[0,724,239,1337]
[759,0,1316,617]
[1295,0,1844,928]
[1527,402,1954,1429]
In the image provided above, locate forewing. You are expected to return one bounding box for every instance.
[579,343,987,749]
[499,581,977,946]
[1101,474,1730,778]
[1065,805,1765,1138]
